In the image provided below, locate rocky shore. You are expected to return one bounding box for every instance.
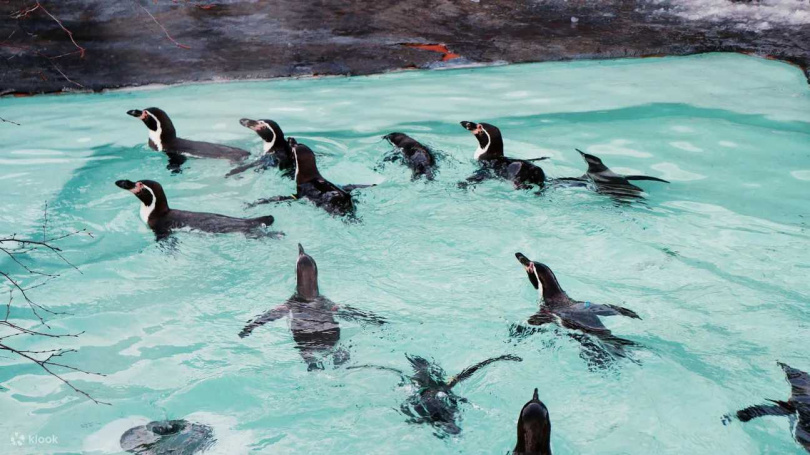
[1,0,808,95]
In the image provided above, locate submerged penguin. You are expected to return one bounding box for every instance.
[514,252,641,368]
[514,389,552,455]
[246,138,375,217]
[349,353,522,437]
[558,150,669,200]
[120,419,214,455]
[724,362,810,453]
[115,179,280,241]
[459,121,548,190]
[382,132,438,180]
[239,244,386,371]
[126,107,249,173]
[226,118,295,178]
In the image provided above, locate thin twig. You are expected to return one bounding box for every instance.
[12,2,86,58]
[0,116,21,126]
[140,5,191,49]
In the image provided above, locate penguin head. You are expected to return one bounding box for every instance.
[515,253,564,299]
[296,244,319,299]
[289,138,321,184]
[127,108,176,150]
[460,121,503,160]
[115,179,170,222]
[240,118,287,153]
[578,149,609,174]
[383,132,411,147]
[514,388,552,455]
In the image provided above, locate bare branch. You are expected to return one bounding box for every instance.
[0,116,21,126]
[11,2,86,58]
[140,5,191,50]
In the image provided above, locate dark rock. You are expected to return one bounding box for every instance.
[1,0,808,95]
[120,419,215,455]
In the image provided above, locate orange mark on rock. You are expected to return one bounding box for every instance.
[402,43,461,61]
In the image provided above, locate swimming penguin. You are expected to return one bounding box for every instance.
[514,389,552,455]
[558,149,669,200]
[115,179,280,241]
[239,244,385,371]
[514,252,641,367]
[126,107,250,173]
[225,118,295,178]
[724,362,810,453]
[459,121,547,190]
[246,138,375,216]
[120,419,215,454]
[382,133,437,180]
[349,353,522,437]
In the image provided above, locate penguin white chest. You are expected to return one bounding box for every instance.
[149,129,163,151]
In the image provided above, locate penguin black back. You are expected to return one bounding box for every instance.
[514,388,552,455]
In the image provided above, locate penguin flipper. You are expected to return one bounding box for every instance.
[245,195,297,208]
[447,354,522,389]
[347,364,409,385]
[457,168,492,190]
[336,305,387,326]
[225,159,262,178]
[625,175,670,184]
[728,403,793,423]
[573,302,641,320]
[239,303,290,338]
[166,152,187,174]
[342,184,375,192]
[525,157,551,162]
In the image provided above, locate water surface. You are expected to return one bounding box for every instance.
[1,53,809,454]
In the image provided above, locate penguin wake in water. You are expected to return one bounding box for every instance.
[557,149,669,201]
[246,138,375,217]
[239,244,386,371]
[513,388,553,455]
[513,252,641,369]
[458,121,548,190]
[127,107,250,173]
[382,132,438,180]
[348,353,522,437]
[724,362,810,453]
[226,118,295,178]
[115,179,281,241]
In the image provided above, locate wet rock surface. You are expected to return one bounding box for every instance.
[1,0,808,94]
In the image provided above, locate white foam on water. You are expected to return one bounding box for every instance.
[588,139,652,158]
[670,141,704,152]
[651,162,707,180]
[790,170,810,181]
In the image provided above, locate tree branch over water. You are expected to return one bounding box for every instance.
[0,204,108,405]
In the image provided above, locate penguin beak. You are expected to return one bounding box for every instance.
[515,253,539,290]
[240,118,261,131]
[126,109,143,118]
[532,388,539,401]
[298,243,305,255]
[115,179,144,194]
[460,121,476,131]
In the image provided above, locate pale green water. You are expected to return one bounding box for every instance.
[0,53,809,454]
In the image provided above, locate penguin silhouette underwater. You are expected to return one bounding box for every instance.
[724,362,810,453]
[126,107,249,173]
[513,252,641,369]
[349,353,522,437]
[239,244,386,371]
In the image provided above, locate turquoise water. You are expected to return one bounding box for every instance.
[0,53,809,454]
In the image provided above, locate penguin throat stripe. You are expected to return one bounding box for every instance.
[146,111,163,151]
[260,121,276,153]
[474,127,491,159]
[139,185,157,224]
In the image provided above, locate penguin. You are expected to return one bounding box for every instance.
[459,121,547,190]
[514,389,553,455]
[348,353,522,437]
[382,132,437,180]
[239,244,385,371]
[115,179,280,241]
[514,252,641,368]
[225,118,295,178]
[724,362,810,453]
[120,420,214,455]
[126,107,250,173]
[246,138,375,217]
[558,149,669,200]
